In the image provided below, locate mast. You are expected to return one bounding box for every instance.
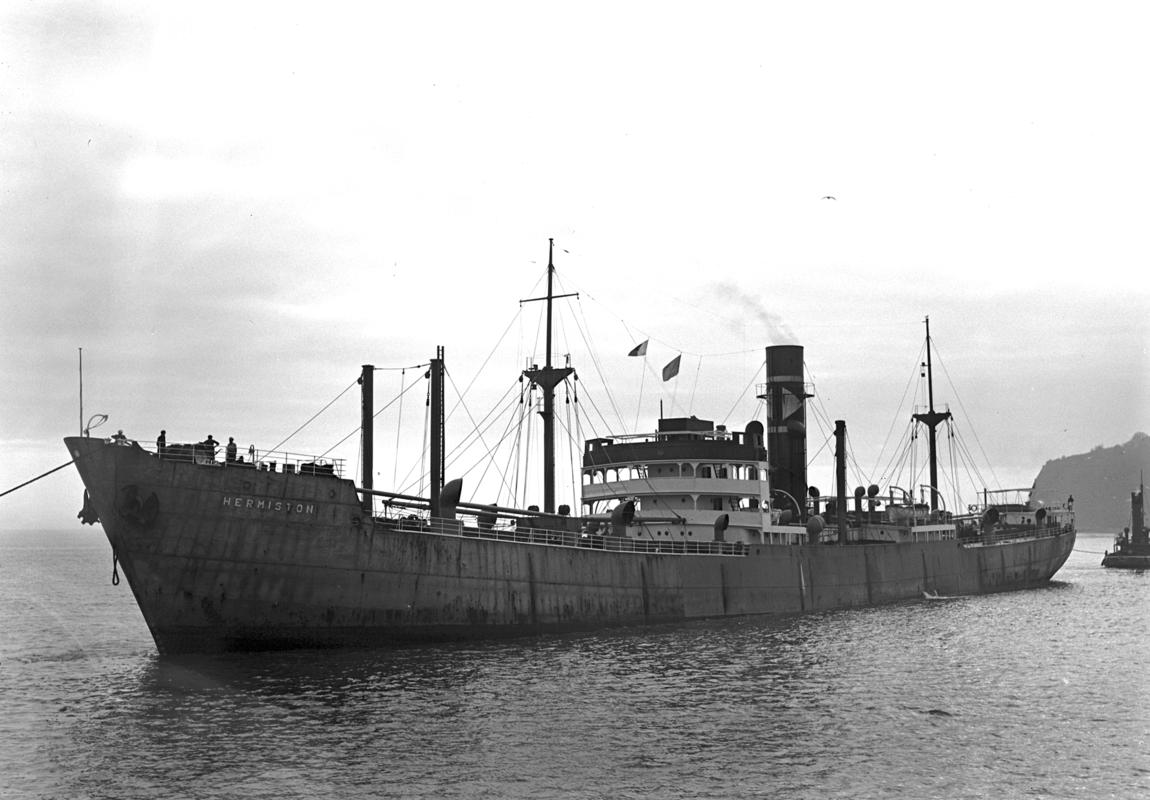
[360,364,374,512]
[429,346,445,517]
[912,316,951,512]
[1133,472,1147,546]
[521,239,577,513]
[835,419,847,544]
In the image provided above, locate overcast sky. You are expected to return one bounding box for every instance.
[2,1,1147,531]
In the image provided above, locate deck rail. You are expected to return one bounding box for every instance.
[379,514,751,556]
[958,524,1073,547]
[109,436,346,477]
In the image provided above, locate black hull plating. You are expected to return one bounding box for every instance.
[66,436,1076,654]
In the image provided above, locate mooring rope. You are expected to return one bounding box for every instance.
[0,460,75,499]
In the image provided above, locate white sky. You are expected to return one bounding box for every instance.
[2,1,1147,530]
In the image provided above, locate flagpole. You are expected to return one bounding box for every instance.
[634,356,646,432]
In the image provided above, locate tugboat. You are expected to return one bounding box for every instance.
[63,242,1077,654]
[1102,477,1149,569]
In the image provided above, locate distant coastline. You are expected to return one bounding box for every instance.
[1031,432,1149,533]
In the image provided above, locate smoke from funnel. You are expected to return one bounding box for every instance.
[712,282,797,344]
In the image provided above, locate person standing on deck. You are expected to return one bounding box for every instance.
[226,437,237,463]
[157,430,166,456]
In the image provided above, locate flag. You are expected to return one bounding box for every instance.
[662,355,681,381]
[627,340,648,357]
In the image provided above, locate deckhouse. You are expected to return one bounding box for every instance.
[581,416,796,545]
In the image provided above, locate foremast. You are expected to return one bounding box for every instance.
[521,239,577,513]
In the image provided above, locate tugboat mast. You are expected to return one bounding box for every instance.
[912,316,951,512]
[521,239,577,513]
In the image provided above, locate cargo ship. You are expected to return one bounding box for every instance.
[66,244,1076,653]
[1102,477,1148,569]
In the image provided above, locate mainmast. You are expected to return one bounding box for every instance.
[521,239,577,513]
[912,316,951,512]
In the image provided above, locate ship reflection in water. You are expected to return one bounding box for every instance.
[3,531,1144,800]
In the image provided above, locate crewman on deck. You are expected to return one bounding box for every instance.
[112,430,128,445]
[157,430,166,456]
[204,435,218,458]
[226,437,237,463]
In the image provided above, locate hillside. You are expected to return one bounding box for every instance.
[1030,432,1149,533]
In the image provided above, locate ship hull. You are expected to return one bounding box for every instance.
[66,437,1076,654]
[1101,553,1150,569]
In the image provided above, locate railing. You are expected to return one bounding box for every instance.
[119,437,346,478]
[958,524,1073,547]
[379,514,751,557]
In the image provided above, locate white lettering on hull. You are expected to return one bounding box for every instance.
[221,495,316,515]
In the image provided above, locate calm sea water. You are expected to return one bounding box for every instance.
[1,530,1146,800]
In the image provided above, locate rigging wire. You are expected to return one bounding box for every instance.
[441,377,522,472]
[689,357,703,415]
[420,380,429,498]
[633,356,647,434]
[572,375,584,513]
[875,421,915,488]
[574,374,621,441]
[565,378,578,511]
[446,308,525,427]
[268,378,359,455]
[273,362,431,458]
[509,382,530,506]
[521,385,534,507]
[441,374,523,502]
[718,368,764,429]
[569,295,627,433]
[394,368,405,485]
[563,278,765,359]
[931,340,1003,490]
[464,390,527,505]
[868,338,927,480]
[444,367,510,488]
[318,376,426,459]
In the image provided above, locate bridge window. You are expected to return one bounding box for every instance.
[681,464,694,477]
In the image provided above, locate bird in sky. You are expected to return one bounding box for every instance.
[821,195,836,200]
